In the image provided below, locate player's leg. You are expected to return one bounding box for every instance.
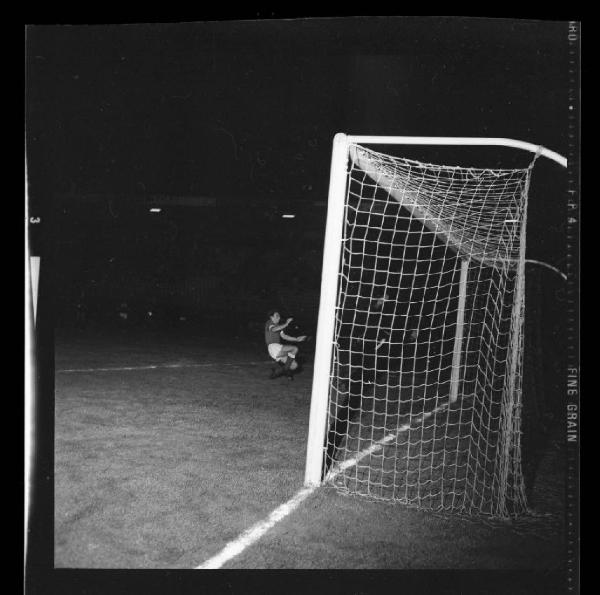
[267,344,301,379]
[281,345,300,375]
[268,343,288,378]
[269,360,287,379]
[270,357,295,380]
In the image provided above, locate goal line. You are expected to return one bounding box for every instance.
[196,400,444,569]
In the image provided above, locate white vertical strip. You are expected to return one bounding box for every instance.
[30,256,40,326]
[24,157,34,569]
[304,133,350,486]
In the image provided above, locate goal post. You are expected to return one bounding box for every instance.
[305,133,350,486]
[304,134,567,516]
[449,257,469,404]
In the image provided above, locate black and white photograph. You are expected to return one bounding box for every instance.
[24,17,580,594]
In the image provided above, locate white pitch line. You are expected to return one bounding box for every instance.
[57,361,272,373]
[195,400,450,569]
[196,484,317,569]
[326,401,449,480]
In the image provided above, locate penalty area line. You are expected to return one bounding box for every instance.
[195,400,450,569]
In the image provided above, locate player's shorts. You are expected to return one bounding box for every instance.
[268,343,286,362]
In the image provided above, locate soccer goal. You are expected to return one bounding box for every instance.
[305,134,567,517]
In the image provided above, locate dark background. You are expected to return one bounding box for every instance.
[25,18,570,336]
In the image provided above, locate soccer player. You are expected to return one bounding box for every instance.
[265,310,307,379]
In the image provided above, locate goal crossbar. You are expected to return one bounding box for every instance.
[345,135,567,169]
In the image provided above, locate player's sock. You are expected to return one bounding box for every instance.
[286,356,301,375]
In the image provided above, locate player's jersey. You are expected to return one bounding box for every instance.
[265,320,282,345]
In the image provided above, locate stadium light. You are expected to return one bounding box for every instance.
[282,214,296,219]
[149,208,162,213]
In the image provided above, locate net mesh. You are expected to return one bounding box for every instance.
[324,144,534,517]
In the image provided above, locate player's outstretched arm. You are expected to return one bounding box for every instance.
[280,331,307,342]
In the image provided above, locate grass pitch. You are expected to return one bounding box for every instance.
[54,328,565,570]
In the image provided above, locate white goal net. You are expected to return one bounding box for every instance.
[320,142,537,517]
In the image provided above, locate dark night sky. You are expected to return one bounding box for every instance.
[25,18,571,322]
[26,18,569,199]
